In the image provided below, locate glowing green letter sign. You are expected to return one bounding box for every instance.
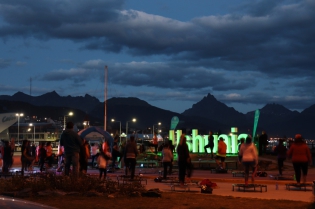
[169,127,247,154]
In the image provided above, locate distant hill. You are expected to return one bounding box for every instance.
[0,91,100,113]
[0,91,314,138]
[0,100,98,128]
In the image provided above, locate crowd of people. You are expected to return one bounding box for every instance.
[1,124,313,188]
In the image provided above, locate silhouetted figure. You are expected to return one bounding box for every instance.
[258,131,268,155]
[204,131,214,158]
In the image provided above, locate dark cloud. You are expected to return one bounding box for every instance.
[40,68,100,83]
[233,0,285,17]
[0,0,314,80]
[107,62,255,91]
[1,0,315,113]
[0,58,11,68]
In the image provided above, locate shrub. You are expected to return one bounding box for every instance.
[0,173,146,197]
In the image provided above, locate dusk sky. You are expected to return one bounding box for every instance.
[0,0,314,114]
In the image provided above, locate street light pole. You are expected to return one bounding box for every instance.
[111,119,122,144]
[16,113,24,145]
[153,122,161,135]
[126,118,136,139]
[29,123,35,144]
[63,112,73,130]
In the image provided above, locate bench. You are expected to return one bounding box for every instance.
[232,184,267,192]
[269,174,293,180]
[285,183,313,191]
[116,175,147,185]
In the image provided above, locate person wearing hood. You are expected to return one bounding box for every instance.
[239,135,258,185]
[60,121,83,177]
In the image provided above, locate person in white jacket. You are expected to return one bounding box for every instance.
[239,136,258,185]
[162,144,173,179]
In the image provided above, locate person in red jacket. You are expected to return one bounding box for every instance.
[287,134,312,185]
[215,138,227,169]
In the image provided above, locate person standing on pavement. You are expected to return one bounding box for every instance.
[97,151,108,180]
[111,136,122,170]
[79,138,90,174]
[239,136,258,185]
[204,131,214,158]
[152,133,158,154]
[31,143,36,158]
[60,121,83,177]
[258,131,268,156]
[215,137,227,169]
[57,143,64,172]
[162,143,173,179]
[45,142,53,168]
[124,135,138,179]
[274,139,287,176]
[2,140,14,173]
[177,134,190,186]
[287,134,312,185]
[238,138,245,162]
[90,143,98,168]
[38,142,46,172]
[21,139,32,175]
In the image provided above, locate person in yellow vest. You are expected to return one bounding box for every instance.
[215,137,227,169]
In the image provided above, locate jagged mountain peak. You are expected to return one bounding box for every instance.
[186,93,239,113]
[182,93,246,126]
[108,97,151,107]
[301,104,315,116]
[12,91,30,97]
[39,91,60,98]
[260,103,293,115]
[198,93,220,104]
[13,91,27,96]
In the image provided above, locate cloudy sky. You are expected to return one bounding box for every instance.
[0,0,314,114]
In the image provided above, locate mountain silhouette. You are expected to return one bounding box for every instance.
[182,93,249,127]
[0,91,314,138]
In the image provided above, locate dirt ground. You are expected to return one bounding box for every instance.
[26,192,314,209]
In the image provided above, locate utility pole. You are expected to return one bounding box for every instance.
[104,66,108,131]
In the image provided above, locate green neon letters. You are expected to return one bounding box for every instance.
[169,127,248,154]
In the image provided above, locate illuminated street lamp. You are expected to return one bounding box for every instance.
[126,118,136,138]
[29,123,35,144]
[15,113,24,145]
[111,119,121,143]
[63,112,73,130]
[153,122,161,135]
